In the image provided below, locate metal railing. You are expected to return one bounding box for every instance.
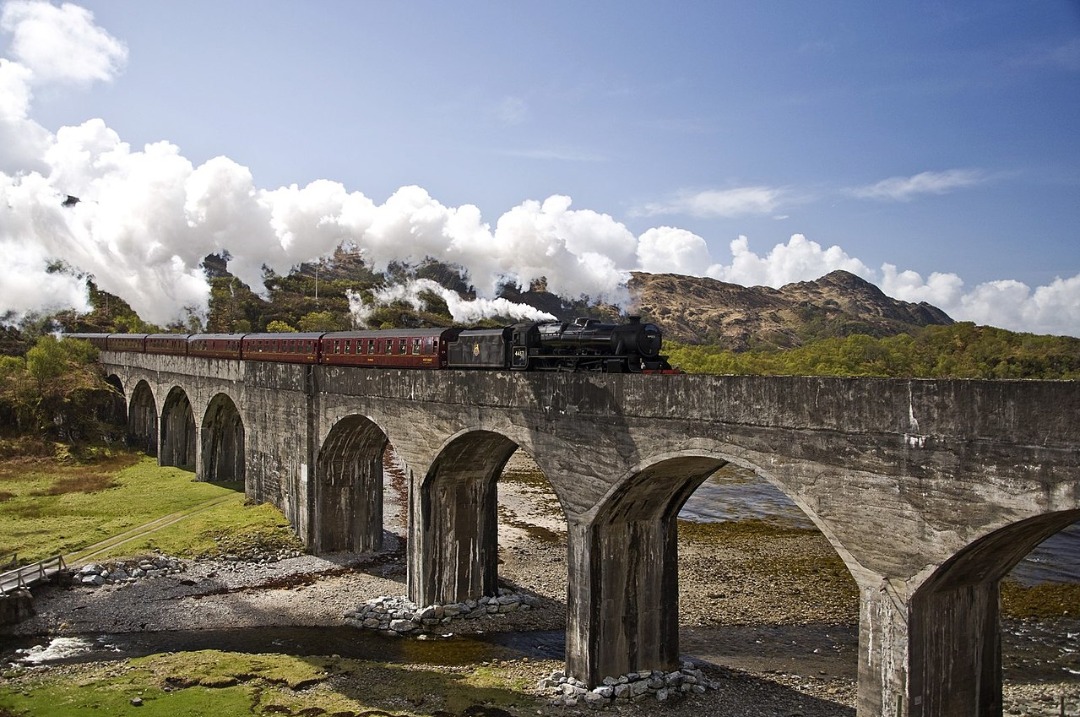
[0,555,66,595]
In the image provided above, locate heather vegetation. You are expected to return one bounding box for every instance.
[666,323,1080,379]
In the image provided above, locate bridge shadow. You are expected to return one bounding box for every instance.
[204,479,246,494]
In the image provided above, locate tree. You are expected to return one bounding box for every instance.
[297,311,347,332]
[0,336,119,441]
[265,320,298,333]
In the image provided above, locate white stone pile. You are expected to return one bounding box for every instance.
[74,556,185,586]
[539,662,717,707]
[344,588,540,634]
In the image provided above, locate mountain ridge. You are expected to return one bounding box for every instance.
[625,269,953,350]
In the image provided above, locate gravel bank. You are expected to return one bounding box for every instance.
[3,455,1078,716]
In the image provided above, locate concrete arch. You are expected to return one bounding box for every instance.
[906,509,1080,717]
[564,443,874,686]
[314,414,389,554]
[566,453,727,684]
[408,429,520,607]
[128,380,158,456]
[160,386,196,471]
[201,393,245,484]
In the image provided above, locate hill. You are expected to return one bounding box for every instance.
[625,270,953,350]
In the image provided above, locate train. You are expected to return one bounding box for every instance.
[67,317,676,373]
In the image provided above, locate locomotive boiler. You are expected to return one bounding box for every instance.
[508,316,668,372]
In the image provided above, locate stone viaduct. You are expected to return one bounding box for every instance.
[99,350,1080,717]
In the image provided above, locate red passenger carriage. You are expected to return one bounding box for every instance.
[145,334,190,355]
[106,334,148,353]
[189,334,243,360]
[64,333,110,350]
[319,328,456,369]
[241,333,322,363]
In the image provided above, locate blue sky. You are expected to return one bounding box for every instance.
[2,0,1079,335]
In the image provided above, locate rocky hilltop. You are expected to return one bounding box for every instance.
[626,270,953,350]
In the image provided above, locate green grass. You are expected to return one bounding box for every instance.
[0,650,546,717]
[0,452,299,564]
[95,499,304,561]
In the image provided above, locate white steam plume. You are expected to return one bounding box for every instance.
[348,279,556,327]
[2,0,1079,338]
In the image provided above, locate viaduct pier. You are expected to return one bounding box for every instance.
[100,351,1080,717]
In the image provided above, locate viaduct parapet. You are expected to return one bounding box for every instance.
[100,351,1080,717]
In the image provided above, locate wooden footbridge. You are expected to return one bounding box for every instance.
[0,556,66,595]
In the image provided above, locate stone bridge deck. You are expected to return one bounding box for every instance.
[101,352,1080,717]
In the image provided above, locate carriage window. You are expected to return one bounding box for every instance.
[368,339,375,354]
[412,338,421,355]
[356,340,365,355]
[398,339,407,355]
[344,340,351,354]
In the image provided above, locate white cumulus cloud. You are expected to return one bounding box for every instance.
[707,234,874,287]
[883,268,1080,338]
[0,0,126,86]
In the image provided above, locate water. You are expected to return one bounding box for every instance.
[678,465,815,529]
[679,466,1080,585]
[1011,525,1080,585]
[1,627,565,667]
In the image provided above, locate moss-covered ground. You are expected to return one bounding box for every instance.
[0,650,544,717]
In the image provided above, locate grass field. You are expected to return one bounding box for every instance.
[0,450,301,565]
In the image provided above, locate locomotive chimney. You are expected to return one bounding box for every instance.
[628,315,641,324]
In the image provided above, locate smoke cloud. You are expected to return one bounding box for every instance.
[348,279,557,328]
[1,0,1078,338]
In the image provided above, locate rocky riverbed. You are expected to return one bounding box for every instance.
[3,456,1079,716]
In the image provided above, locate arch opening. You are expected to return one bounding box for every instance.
[127,380,157,456]
[201,393,245,485]
[314,415,390,554]
[493,448,569,625]
[909,510,1080,717]
[570,452,864,701]
[159,387,195,471]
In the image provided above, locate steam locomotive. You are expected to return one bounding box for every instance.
[68,317,675,373]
